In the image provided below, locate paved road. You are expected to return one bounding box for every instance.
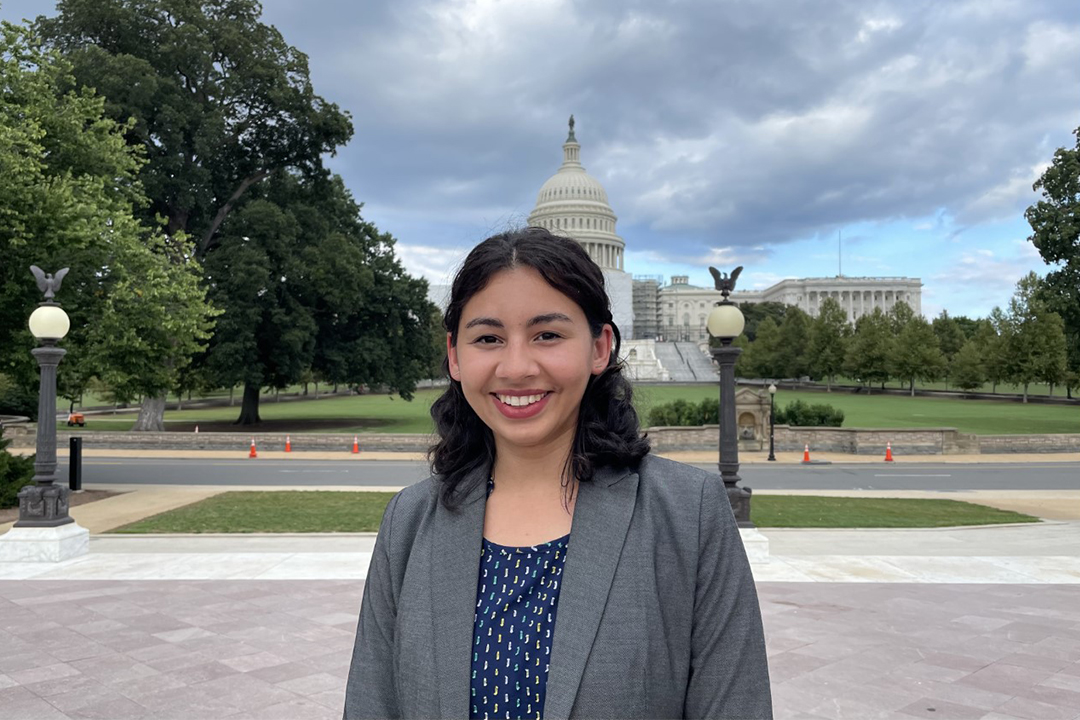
[68,457,1080,490]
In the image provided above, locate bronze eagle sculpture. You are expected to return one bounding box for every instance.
[708,265,743,296]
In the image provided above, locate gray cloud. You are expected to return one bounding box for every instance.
[6,0,1077,270]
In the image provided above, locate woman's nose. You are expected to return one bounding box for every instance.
[495,340,538,379]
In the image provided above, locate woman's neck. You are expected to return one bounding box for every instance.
[491,433,575,498]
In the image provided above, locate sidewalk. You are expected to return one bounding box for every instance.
[2,534,1079,720]
[2,520,1079,584]
[3,489,1080,719]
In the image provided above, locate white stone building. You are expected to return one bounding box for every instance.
[656,275,923,343]
[528,118,634,338]
[733,277,922,322]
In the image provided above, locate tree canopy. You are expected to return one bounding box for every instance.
[1026,126,1080,397]
[0,20,213,416]
[35,0,353,252]
[199,171,438,424]
[807,297,850,390]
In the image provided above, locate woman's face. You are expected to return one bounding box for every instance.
[448,266,613,457]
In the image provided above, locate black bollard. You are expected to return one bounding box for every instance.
[69,436,82,491]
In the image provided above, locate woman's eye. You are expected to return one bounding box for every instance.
[473,335,500,344]
[537,332,561,341]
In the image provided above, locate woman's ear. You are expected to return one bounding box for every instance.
[447,333,461,381]
[591,325,614,374]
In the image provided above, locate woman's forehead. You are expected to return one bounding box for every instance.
[462,267,583,320]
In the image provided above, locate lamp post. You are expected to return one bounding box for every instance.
[767,383,777,462]
[15,267,73,528]
[706,265,753,528]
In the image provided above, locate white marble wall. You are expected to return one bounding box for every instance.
[620,339,669,381]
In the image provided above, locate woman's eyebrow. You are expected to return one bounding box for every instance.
[464,316,503,329]
[527,312,573,327]
[463,313,572,330]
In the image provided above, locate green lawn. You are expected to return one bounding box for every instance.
[60,391,442,434]
[108,490,1039,533]
[751,495,1038,528]
[57,381,1080,436]
[111,491,398,534]
[820,376,1067,398]
[634,384,1080,435]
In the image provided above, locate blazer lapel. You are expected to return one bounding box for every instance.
[544,466,639,719]
[431,465,489,719]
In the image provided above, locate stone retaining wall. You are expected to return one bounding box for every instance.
[4,425,1075,455]
[8,430,434,453]
[645,425,980,454]
[977,433,1080,454]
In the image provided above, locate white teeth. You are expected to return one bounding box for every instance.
[498,393,546,407]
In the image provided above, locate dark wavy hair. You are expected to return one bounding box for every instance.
[428,226,650,510]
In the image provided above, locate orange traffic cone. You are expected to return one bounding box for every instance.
[352,436,360,454]
[801,444,811,463]
[249,438,258,458]
[885,442,894,462]
[285,435,292,453]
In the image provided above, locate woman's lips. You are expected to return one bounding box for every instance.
[491,391,552,419]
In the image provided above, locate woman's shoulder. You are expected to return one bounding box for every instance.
[635,453,718,496]
[387,476,441,522]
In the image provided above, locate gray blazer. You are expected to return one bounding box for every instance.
[344,454,772,719]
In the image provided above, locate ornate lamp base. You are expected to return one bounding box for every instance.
[0,522,89,562]
[15,483,74,528]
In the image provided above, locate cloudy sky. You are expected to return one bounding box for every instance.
[3,0,1077,319]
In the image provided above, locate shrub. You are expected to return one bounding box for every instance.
[0,374,38,421]
[648,397,718,427]
[774,400,844,427]
[647,395,843,428]
[0,425,35,510]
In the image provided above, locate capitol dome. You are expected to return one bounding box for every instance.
[528,116,625,271]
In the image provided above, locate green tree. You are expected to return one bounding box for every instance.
[0,21,214,420]
[735,301,789,342]
[201,196,317,425]
[807,297,850,391]
[1026,126,1080,398]
[1002,273,1069,402]
[953,315,981,340]
[1031,311,1069,396]
[843,308,892,391]
[888,316,946,396]
[745,316,782,379]
[774,308,812,379]
[950,339,987,393]
[201,172,437,425]
[87,234,219,429]
[888,301,915,334]
[932,310,966,389]
[37,0,353,427]
[979,313,1010,394]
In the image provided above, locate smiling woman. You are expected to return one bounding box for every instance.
[344,227,772,720]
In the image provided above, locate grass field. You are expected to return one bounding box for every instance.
[108,491,1039,533]
[633,385,1080,435]
[57,382,1080,435]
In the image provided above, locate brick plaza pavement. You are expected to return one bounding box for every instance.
[1,579,1079,720]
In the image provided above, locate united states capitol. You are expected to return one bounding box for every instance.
[435,118,922,382]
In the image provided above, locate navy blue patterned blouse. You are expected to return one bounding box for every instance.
[470,480,569,720]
